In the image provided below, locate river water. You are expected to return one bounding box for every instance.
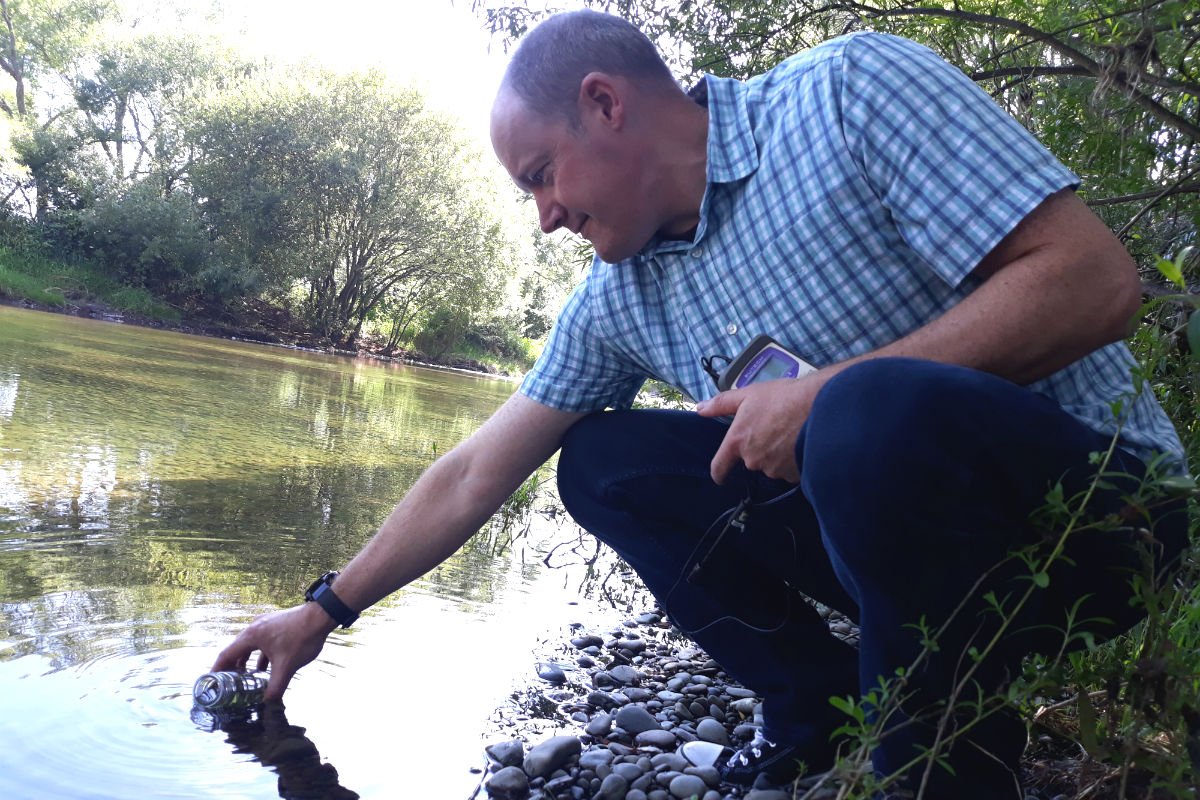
[0,305,600,799]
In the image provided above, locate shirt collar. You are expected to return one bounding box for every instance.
[626,73,759,263]
[701,73,760,185]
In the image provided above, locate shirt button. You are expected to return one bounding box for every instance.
[690,247,703,258]
[726,323,738,335]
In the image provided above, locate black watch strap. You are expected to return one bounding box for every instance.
[304,571,359,628]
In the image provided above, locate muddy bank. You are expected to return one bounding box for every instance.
[0,293,512,377]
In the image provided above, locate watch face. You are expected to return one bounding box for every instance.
[304,571,337,601]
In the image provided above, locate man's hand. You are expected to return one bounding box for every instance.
[212,602,337,703]
[696,373,829,484]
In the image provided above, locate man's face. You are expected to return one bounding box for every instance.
[490,88,659,263]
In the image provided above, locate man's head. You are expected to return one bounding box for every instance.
[500,9,677,129]
[490,10,708,263]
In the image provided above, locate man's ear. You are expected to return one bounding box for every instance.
[578,72,626,129]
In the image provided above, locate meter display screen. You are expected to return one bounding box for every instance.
[713,335,817,392]
[735,346,803,388]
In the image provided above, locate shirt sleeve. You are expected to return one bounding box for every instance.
[838,33,1080,287]
[518,275,646,412]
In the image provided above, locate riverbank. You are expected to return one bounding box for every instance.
[0,292,514,378]
[478,601,1141,800]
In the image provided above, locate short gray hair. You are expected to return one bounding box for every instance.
[502,10,677,125]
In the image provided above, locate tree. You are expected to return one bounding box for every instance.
[186,70,511,347]
[0,0,116,217]
[70,33,248,192]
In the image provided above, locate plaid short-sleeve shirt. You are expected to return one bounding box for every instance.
[519,32,1185,469]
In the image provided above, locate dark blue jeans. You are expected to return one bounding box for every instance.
[557,358,1187,798]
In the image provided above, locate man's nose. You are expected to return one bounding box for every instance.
[537,194,566,234]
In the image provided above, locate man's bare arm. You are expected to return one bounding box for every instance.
[213,392,586,700]
[698,189,1143,483]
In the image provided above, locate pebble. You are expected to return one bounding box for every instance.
[537,662,567,685]
[481,608,841,800]
[615,705,660,735]
[572,635,604,650]
[695,718,731,746]
[578,750,614,770]
[486,765,529,798]
[524,736,582,779]
[585,713,613,738]
[610,664,640,685]
[594,773,627,799]
[668,774,708,798]
[485,739,525,768]
[634,729,677,749]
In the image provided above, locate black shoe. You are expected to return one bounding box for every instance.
[719,731,808,786]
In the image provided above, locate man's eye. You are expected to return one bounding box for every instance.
[530,167,547,186]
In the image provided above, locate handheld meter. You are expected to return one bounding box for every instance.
[715,334,816,392]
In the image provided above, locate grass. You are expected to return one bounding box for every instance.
[0,244,179,321]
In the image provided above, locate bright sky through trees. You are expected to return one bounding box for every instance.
[128,0,513,145]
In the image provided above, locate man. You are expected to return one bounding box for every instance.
[216,10,1187,796]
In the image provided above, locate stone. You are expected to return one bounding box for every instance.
[485,739,525,768]
[585,713,613,738]
[679,740,725,768]
[610,664,640,686]
[588,690,619,711]
[650,752,689,772]
[591,772,627,799]
[593,671,618,690]
[615,705,660,735]
[524,735,582,779]
[634,729,677,749]
[683,765,720,787]
[536,662,567,684]
[572,635,604,650]
[695,718,731,746]
[668,774,708,798]
[611,762,644,782]
[724,687,757,699]
[732,698,757,717]
[578,749,614,770]
[486,766,530,799]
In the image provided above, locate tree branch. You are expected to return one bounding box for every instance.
[1116,165,1200,240]
[844,3,1200,142]
[1088,182,1200,207]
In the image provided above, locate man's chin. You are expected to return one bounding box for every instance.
[591,239,643,264]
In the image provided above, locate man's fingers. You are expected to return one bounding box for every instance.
[263,665,294,702]
[710,438,740,485]
[695,390,743,418]
[256,651,270,672]
[212,640,252,672]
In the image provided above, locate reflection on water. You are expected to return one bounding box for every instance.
[193,703,359,800]
[0,306,585,799]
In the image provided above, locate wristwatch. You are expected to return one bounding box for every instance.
[304,571,359,628]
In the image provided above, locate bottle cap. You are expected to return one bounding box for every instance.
[192,673,224,708]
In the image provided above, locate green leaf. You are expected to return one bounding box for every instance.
[1033,571,1050,588]
[1156,256,1185,289]
[1188,310,1200,363]
[1077,690,1103,757]
[1159,474,1198,494]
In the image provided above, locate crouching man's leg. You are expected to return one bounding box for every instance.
[558,408,860,780]
[801,358,1188,799]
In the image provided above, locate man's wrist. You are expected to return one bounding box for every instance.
[304,571,360,628]
[301,597,341,636]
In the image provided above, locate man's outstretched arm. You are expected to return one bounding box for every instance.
[213,392,586,701]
